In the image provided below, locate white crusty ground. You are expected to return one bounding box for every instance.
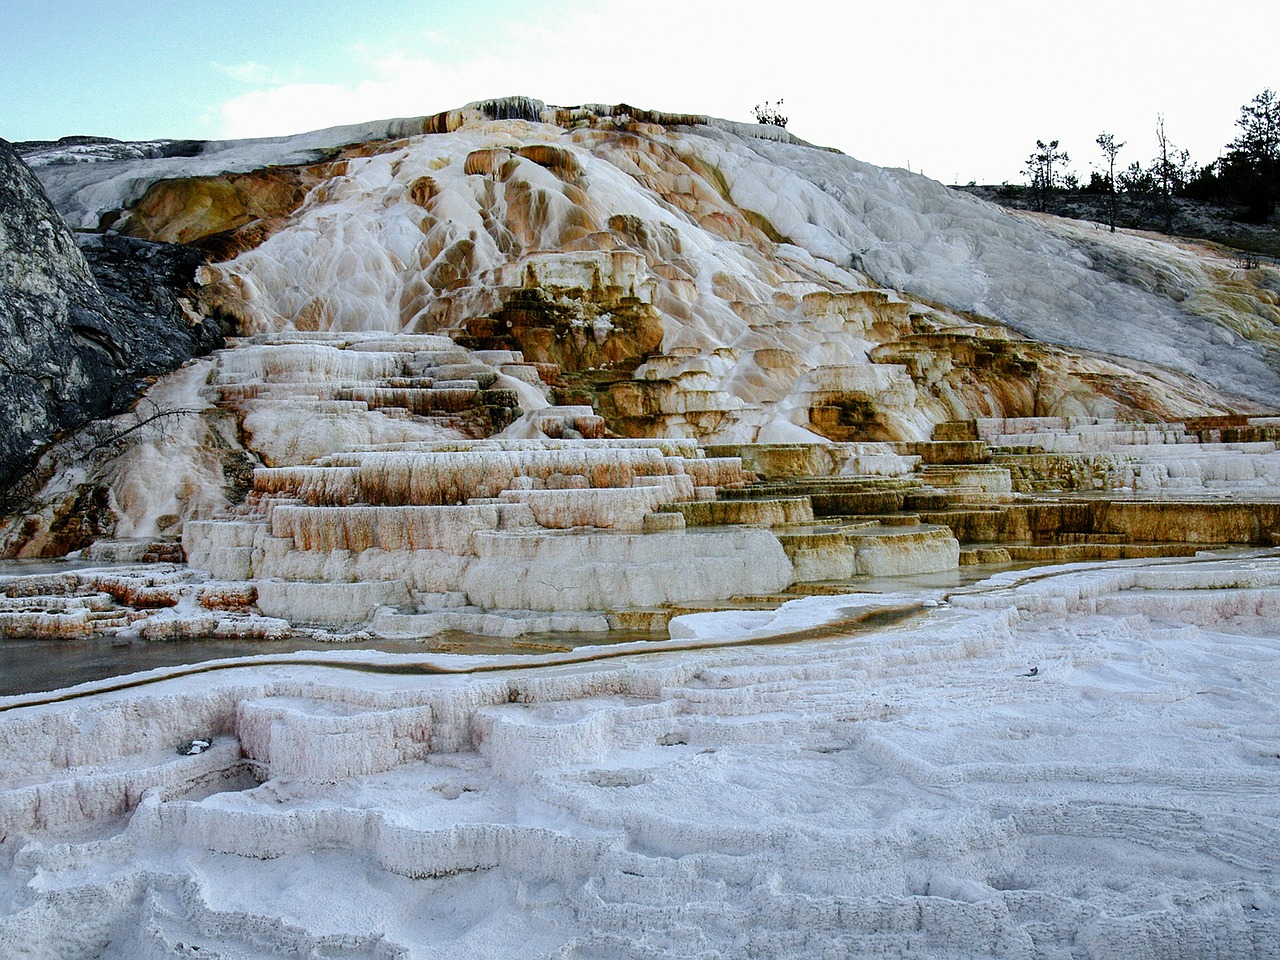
[1,552,1277,958]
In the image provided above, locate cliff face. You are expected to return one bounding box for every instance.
[0,138,221,488]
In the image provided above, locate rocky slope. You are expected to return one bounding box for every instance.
[957,182,1280,261]
[0,138,222,490]
[185,135,1260,433]
[24,98,1280,419]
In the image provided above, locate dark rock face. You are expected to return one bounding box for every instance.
[79,234,224,362]
[0,138,221,488]
[13,136,206,168]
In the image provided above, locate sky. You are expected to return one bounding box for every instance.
[2,0,1277,184]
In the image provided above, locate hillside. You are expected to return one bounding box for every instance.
[2,97,1280,960]
[957,182,1280,262]
[2,96,1278,559]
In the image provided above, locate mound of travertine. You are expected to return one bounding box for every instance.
[4,99,1280,642]
[8,405,1280,642]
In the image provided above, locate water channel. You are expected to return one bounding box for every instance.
[0,555,1151,698]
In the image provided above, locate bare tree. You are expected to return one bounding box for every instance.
[0,399,198,521]
[1152,115,1190,234]
[1095,132,1125,232]
[752,100,788,128]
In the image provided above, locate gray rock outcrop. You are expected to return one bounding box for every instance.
[0,138,221,488]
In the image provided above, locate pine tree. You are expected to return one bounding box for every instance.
[1225,89,1279,222]
[1023,139,1069,212]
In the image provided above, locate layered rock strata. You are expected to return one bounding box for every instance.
[11,410,1280,641]
[713,414,1280,571]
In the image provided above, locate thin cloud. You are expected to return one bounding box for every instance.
[210,60,299,86]
[209,55,527,138]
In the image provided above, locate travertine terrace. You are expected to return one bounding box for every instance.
[5,98,1280,639]
[3,97,1280,958]
[2,553,1278,957]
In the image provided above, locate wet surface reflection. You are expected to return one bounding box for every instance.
[0,628,658,698]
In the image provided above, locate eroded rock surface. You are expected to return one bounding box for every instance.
[0,139,221,489]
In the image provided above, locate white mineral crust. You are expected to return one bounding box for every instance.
[1,552,1277,957]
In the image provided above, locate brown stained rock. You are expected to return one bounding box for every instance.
[123,161,346,251]
[551,104,706,129]
[753,348,804,373]
[195,273,259,336]
[601,380,667,421]
[463,149,518,179]
[501,178,601,250]
[591,135,785,261]
[692,208,789,248]
[197,583,258,611]
[608,215,683,260]
[872,333,1039,383]
[915,498,1280,548]
[139,541,184,564]
[801,290,914,338]
[808,395,893,442]
[596,377,744,438]
[339,137,410,160]
[561,231,625,254]
[424,239,479,292]
[900,441,992,465]
[555,206,599,250]
[291,299,332,332]
[515,144,583,180]
[19,485,118,559]
[464,288,663,378]
[531,361,563,384]
[933,421,981,441]
[709,272,758,303]
[407,176,437,208]
[93,575,180,608]
[194,216,290,262]
[854,326,1239,428]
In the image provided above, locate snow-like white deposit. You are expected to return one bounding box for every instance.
[1,552,1277,957]
[31,98,1280,409]
[6,98,1279,954]
[710,131,1280,403]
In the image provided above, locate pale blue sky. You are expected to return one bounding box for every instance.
[3,0,1277,183]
